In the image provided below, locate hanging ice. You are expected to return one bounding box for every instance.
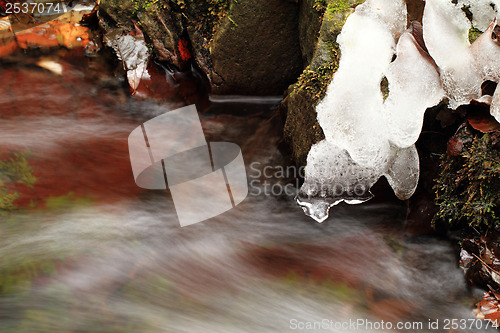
[383,30,444,148]
[298,0,444,222]
[492,86,500,122]
[423,0,500,114]
[297,141,419,223]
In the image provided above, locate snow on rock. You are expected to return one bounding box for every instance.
[423,0,472,70]
[424,0,500,111]
[492,86,500,122]
[458,0,500,31]
[423,0,481,109]
[298,0,442,222]
[471,19,500,83]
[316,0,406,168]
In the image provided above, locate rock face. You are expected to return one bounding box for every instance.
[298,0,323,67]
[99,0,188,69]
[210,0,303,95]
[99,0,303,95]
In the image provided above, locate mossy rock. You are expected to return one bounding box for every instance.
[434,127,500,229]
[99,0,186,68]
[298,0,323,67]
[100,0,304,95]
[282,0,362,166]
[99,0,230,70]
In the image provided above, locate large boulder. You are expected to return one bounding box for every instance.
[209,0,303,95]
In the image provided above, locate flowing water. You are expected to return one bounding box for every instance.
[0,53,492,332]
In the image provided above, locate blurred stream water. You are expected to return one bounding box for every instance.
[0,54,492,332]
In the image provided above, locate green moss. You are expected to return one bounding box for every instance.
[434,131,500,229]
[169,0,232,40]
[292,61,337,105]
[313,0,327,12]
[284,62,336,166]
[131,0,161,16]
[380,76,389,101]
[45,192,93,210]
[0,151,36,214]
[326,0,356,13]
[469,27,482,43]
[325,0,362,20]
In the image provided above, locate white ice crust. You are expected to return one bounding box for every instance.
[298,0,441,222]
[424,0,500,112]
[298,0,500,222]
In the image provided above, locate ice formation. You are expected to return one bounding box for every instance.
[423,0,500,116]
[492,87,500,121]
[298,0,444,222]
[298,141,420,223]
[297,0,500,222]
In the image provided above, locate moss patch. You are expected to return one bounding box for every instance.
[434,130,500,228]
[325,0,362,18]
[283,61,336,166]
[169,0,231,42]
[0,151,36,214]
[469,27,482,43]
[292,61,337,106]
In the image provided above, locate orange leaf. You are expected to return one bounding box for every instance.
[0,35,18,57]
[476,291,500,325]
[15,22,90,50]
[466,100,500,133]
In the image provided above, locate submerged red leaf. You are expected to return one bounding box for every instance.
[476,292,500,325]
[178,39,191,61]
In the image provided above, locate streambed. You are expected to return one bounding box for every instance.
[0,49,491,332]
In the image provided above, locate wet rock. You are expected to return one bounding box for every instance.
[209,0,303,95]
[298,0,323,67]
[100,0,303,95]
[99,0,187,69]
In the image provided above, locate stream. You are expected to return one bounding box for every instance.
[0,50,493,332]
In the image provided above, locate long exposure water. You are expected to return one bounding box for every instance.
[0,52,492,332]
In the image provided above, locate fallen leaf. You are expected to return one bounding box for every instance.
[447,136,464,156]
[0,16,10,31]
[14,22,90,49]
[104,22,150,93]
[127,60,147,94]
[476,292,500,326]
[0,34,17,57]
[178,39,191,61]
[104,24,149,71]
[467,100,500,133]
